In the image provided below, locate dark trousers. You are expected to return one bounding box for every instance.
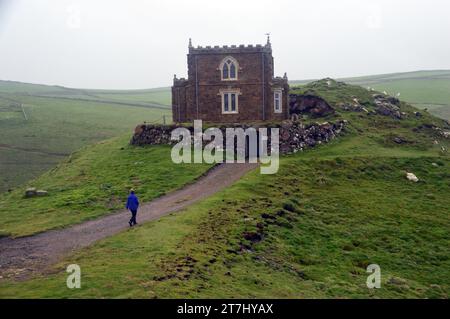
[130,209,137,225]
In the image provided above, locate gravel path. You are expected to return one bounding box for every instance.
[0,163,258,281]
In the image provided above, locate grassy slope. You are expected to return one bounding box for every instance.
[292,70,450,120]
[291,70,450,120]
[342,70,450,120]
[0,135,212,237]
[0,81,171,193]
[1,80,449,298]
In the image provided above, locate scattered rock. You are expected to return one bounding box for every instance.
[36,190,48,197]
[282,202,296,212]
[393,136,406,144]
[441,130,450,138]
[24,188,37,198]
[388,277,407,286]
[261,213,276,220]
[242,231,262,243]
[373,94,403,119]
[431,162,439,167]
[406,172,419,182]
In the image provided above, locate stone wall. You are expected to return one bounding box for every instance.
[130,120,346,154]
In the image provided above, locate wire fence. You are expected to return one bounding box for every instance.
[21,104,28,121]
[142,115,168,125]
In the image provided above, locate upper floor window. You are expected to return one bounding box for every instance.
[220,56,238,81]
[274,89,282,113]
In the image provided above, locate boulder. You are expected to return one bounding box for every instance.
[36,190,48,196]
[393,136,406,144]
[25,188,37,198]
[406,172,419,182]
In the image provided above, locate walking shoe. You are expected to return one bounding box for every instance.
[129,221,132,227]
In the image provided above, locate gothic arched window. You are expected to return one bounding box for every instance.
[220,56,238,81]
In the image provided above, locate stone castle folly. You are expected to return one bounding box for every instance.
[172,37,289,123]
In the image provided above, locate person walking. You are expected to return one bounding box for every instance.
[126,189,139,227]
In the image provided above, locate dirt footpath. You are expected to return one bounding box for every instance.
[0,163,257,281]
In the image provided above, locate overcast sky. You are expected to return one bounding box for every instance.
[0,0,449,89]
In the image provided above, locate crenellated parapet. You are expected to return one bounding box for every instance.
[188,42,272,55]
[173,74,188,87]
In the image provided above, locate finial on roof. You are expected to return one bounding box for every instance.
[265,33,271,46]
[174,74,177,80]
[188,38,193,48]
[283,72,288,79]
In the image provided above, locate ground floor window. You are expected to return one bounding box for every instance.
[274,89,282,113]
[221,90,239,114]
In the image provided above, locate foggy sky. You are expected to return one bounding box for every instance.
[0,0,449,89]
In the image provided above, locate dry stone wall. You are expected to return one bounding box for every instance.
[130,120,346,155]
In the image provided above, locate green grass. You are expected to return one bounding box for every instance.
[0,81,172,193]
[0,80,449,298]
[291,70,450,120]
[1,135,448,298]
[0,135,212,237]
[91,89,170,106]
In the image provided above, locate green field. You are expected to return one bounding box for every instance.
[1,80,448,298]
[0,135,212,237]
[0,81,172,193]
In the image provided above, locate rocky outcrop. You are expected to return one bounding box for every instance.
[130,120,347,155]
[373,94,403,119]
[289,94,335,117]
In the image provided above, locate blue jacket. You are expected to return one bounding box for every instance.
[126,193,139,211]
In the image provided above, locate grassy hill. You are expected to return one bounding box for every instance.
[1,80,448,298]
[0,80,171,193]
[292,70,450,120]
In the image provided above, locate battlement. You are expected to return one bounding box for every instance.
[173,75,188,86]
[188,38,272,54]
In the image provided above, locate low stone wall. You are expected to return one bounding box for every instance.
[130,120,347,154]
[278,120,346,153]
